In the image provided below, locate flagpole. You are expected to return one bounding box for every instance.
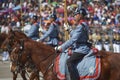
[20,0,24,32]
[39,0,43,37]
[64,0,69,41]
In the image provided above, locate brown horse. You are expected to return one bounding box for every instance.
[2,30,120,80]
[3,30,59,80]
[10,40,40,80]
[96,51,120,80]
[1,30,40,80]
[0,31,29,80]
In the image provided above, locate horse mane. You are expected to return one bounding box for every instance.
[11,30,55,55]
[13,31,29,39]
[24,39,55,54]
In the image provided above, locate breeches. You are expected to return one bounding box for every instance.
[67,53,86,80]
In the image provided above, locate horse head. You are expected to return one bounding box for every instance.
[1,30,16,52]
[9,39,39,78]
[1,29,28,52]
[10,40,24,73]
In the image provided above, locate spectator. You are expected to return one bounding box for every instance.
[103,32,110,51]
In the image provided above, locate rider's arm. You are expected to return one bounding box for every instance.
[26,24,38,38]
[61,25,84,52]
[39,24,54,41]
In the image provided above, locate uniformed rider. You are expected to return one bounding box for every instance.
[56,8,91,80]
[38,13,60,47]
[25,15,39,40]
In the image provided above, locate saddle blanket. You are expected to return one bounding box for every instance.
[55,50,101,80]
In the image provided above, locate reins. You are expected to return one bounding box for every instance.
[42,47,60,77]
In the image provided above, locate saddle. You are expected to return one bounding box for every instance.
[55,48,101,80]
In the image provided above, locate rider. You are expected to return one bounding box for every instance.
[56,8,91,80]
[25,15,39,40]
[38,13,60,47]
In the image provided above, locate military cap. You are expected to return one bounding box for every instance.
[74,8,88,17]
[48,13,57,20]
[33,15,38,21]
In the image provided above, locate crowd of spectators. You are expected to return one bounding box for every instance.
[0,0,120,52]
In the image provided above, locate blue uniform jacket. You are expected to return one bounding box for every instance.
[61,22,90,54]
[39,23,59,46]
[26,23,39,40]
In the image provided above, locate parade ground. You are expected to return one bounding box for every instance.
[0,54,43,80]
[0,54,22,80]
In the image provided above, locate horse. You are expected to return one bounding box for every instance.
[0,31,29,80]
[5,29,120,80]
[2,30,59,80]
[10,40,40,80]
[1,30,40,80]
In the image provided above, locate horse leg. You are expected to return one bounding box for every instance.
[35,71,40,80]
[20,70,27,80]
[44,70,58,80]
[12,72,18,80]
[29,71,39,80]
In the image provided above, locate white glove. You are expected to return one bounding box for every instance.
[21,28,24,31]
[39,26,44,32]
[63,23,69,30]
[36,39,40,42]
[54,46,62,52]
[63,23,72,32]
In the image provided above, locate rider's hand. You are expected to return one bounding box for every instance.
[54,46,62,53]
[36,39,40,42]
[39,26,44,32]
[64,23,69,31]
[21,28,24,31]
[63,23,72,32]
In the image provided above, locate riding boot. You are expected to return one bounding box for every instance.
[67,53,86,80]
[67,61,79,80]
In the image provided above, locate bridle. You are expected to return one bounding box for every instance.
[10,38,59,78]
[10,40,38,75]
[10,41,24,73]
